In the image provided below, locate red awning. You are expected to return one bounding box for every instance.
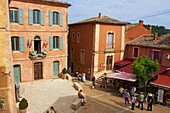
[114,59,133,67]
[117,64,168,76]
[151,74,170,89]
[106,72,137,82]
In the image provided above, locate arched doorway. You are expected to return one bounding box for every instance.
[106,55,113,70]
[34,62,43,80]
[34,36,41,54]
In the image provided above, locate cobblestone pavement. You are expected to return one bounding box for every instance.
[77,81,170,113]
[19,79,77,113]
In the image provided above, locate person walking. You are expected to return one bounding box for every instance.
[124,90,130,106]
[147,93,153,111]
[50,106,57,113]
[131,94,136,110]
[137,92,144,110]
[92,75,96,89]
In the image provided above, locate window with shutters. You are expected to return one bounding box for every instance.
[133,47,139,58]
[53,36,59,49]
[11,36,19,51]
[53,12,59,25]
[107,32,114,49]
[10,8,18,23]
[80,50,85,64]
[33,10,40,24]
[77,32,80,43]
[150,50,161,62]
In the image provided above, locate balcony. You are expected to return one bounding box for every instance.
[29,50,48,59]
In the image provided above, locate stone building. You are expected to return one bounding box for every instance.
[9,0,70,82]
[68,13,126,79]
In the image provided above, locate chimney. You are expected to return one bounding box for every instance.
[154,32,158,40]
[98,13,102,18]
[139,20,143,25]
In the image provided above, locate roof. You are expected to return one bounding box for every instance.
[152,74,170,89]
[126,34,170,49]
[114,59,133,67]
[106,72,136,82]
[117,64,168,76]
[69,15,126,26]
[125,24,137,30]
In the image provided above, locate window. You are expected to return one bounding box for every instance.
[107,32,114,49]
[150,50,162,63]
[53,12,59,25]
[70,48,74,59]
[77,33,80,43]
[11,36,19,51]
[72,32,75,42]
[10,9,18,23]
[53,36,59,49]
[133,47,139,58]
[80,50,85,64]
[33,10,40,24]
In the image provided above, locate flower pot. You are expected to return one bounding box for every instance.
[62,74,66,79]
[0,103,5,110]
[19,109,27,113]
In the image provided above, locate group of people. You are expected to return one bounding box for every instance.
[75,71,86,83]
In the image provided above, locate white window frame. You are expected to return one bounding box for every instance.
[132,47,139,58]
[106,31,115,49]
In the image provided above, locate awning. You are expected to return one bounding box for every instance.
[117,64,168,76]
[151,74,170,89]
[106,72,137,82]
[114,59,133,67]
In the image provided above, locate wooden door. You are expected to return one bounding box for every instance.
[13,65,21,83]
[106,56,113,70]
[53,61,59,78]
[34,62,43,80]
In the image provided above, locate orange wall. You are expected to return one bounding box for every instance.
[125,22,151,44]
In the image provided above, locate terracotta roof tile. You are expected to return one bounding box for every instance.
[126,34,170,49]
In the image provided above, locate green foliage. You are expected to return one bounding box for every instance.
[19,98,28,110]
[144,24,170,36]
[62,68,67,74]
[132,56,159,86]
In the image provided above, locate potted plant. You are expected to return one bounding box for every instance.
[19,98,28,113]
[62,68,67,79]
[0,97,5,110]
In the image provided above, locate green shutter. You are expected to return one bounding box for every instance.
[20,36,25,52]
[59,12,63,26]
[49,11,53,26]
[49,36,53,51]
[53,62,59,77]
[28,9,33,24]
[19,8,24,24]
[14,65,21,83]
[59,36,63,50]
[41,10,44,25]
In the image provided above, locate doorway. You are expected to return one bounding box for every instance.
[106,56,113,70]
[34,36,41,54]
[53,61,59,78]
[34,62,43,80]
[13,65,21,83]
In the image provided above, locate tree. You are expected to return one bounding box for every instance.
[132,56,160,87]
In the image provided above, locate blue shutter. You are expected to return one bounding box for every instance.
[53,62,59,77]
[49,36,53,51]
[14,65,21,83]
[41,10,44,25]
[19,8,24,24]
[59,12,63,26]
[28,9,33,24]
[49,11,53,26]
[59,36,63,50]
[20,36,25,52]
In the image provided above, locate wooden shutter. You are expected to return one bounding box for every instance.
[20,36,25,52]
[41,10,44,25]
[59,12,63,26]
[28,9,33,24]
[59,36,63,50]
[49,36,53,51]
[49,11,53,26]
[19,8,24,24]
[53,61,59,77]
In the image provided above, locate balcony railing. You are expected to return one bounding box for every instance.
[29,50,48,59]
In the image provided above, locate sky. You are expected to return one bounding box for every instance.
[62,0,170,29]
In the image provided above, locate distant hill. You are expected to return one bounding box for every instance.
[144,25,170,36]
